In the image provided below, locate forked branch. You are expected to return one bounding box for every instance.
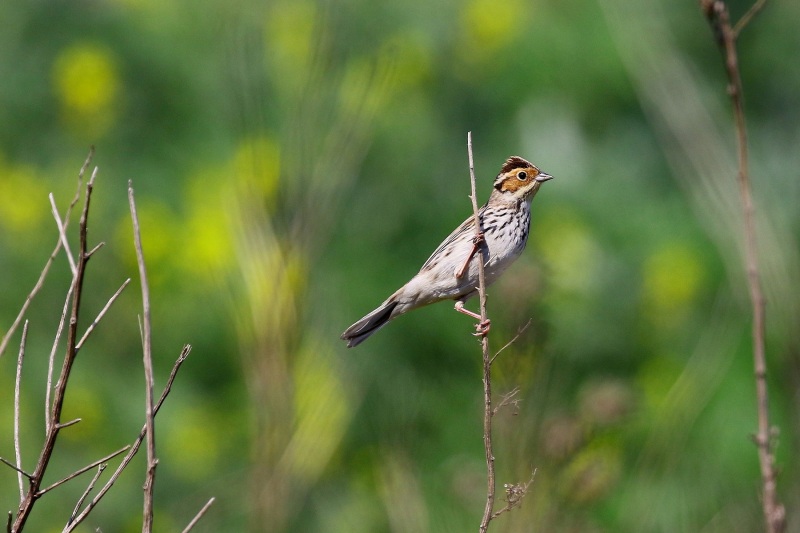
[11,164,98,532]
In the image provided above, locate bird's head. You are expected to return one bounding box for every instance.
[491,156,553,202]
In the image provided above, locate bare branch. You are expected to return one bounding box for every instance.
[0,148,93,360]
[128,181,158,533]
[76,278,132,350]
[699,2,784,532]
[65,345,192,533]
[13,163,98,532]
[181,497,216,533]
[14,321,29,502]
[37,446,130,497]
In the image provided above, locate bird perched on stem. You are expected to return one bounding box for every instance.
[341,156,553,347]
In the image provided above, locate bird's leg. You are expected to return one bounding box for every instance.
[454,300,491,336]
[454,231,485,279]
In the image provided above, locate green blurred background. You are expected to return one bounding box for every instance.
[1,0,798,531]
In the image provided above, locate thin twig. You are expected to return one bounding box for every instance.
[0,458,32,480]
[56,419,81,430]
[128,181,158,533]
[733,0,767,36]
[37,446,130,497]
[181,497,216,533]
[0,148,92,360]
[49,193,77,276]
[67,464,106,529]
[14,321,29,502]
[65,345,192,533]
[86,242,105,258]
[466,133,497,533]
[699,2,784,532]
[491,319,532,365]
[76,278,132,350]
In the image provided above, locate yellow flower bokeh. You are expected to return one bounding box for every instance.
[0,156,48,233]
[52,42,122,139]
[459,0,528,64]
[642,242,704,328]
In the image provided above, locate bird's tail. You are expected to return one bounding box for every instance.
[341,297,400,348]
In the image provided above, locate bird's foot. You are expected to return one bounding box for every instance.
[454,301,490,337]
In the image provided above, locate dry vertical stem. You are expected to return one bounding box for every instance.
[14,321,29,503]
[465,133,497,533]
[699,1,785,532]
[128,181,158,533]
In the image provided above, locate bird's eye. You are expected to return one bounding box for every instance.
[516,171,527,180]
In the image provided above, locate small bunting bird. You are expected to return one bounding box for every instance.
[341,156,552,347]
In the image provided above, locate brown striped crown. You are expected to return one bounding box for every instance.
[499,156,534,175]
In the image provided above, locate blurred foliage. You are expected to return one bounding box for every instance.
[1,0,799,531]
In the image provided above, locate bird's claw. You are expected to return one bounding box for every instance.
[473,319,491,337]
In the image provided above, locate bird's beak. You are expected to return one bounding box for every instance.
[535,172,553,183]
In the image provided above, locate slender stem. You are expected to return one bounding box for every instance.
[700,2,784,532]
[466,133,495,533]
[128,182,157,533]
[14,322,29,503]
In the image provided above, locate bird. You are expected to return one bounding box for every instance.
[341,155,553,347]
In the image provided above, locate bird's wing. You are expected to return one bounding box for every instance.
[418,204,486,272]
